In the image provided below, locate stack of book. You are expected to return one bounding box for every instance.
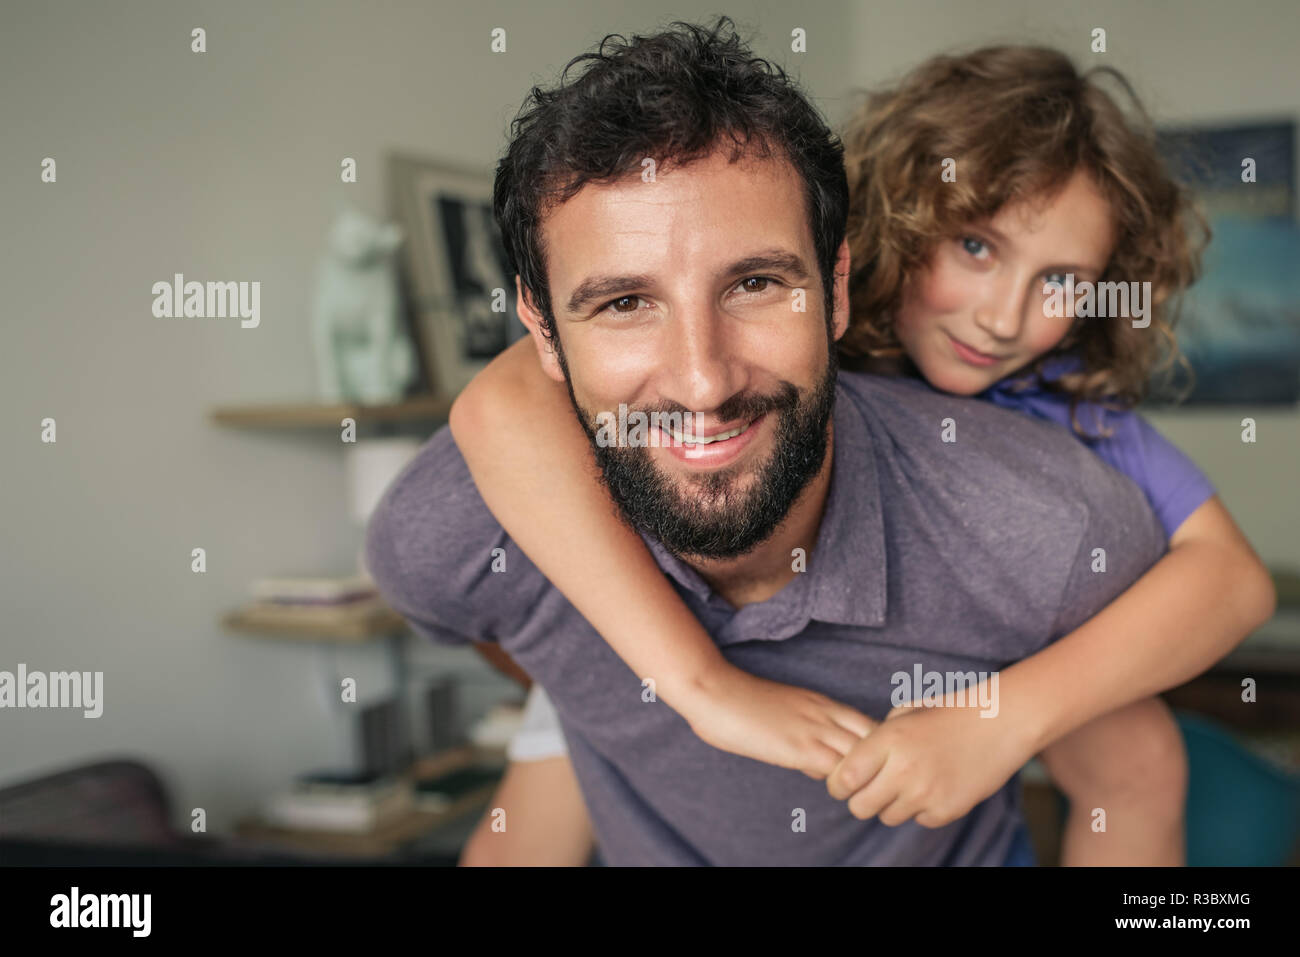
[413,765,504,814]
[236,575,393,632]
[260,770,415,833]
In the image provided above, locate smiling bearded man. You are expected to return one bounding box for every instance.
[364,18,1167,865]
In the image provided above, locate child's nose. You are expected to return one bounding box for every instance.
[972,281,1028,342]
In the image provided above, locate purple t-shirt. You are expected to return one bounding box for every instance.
[365,372,1166,865]
[980,356,1216,539]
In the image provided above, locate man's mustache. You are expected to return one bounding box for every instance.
[591,384,800,431]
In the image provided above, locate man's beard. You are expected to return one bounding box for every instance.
[559,345,838,560]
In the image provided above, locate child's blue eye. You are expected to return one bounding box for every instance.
[961,236,989,259]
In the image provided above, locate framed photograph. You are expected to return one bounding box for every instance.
[1148,120,1300,404]
[1157,119,1294,222]
[386,153,529,397]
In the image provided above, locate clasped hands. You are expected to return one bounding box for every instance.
[680,667,1037,828]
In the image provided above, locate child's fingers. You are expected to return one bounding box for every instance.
[796,739,847,780]
[814,723,865,759]
[826,704,874,739]
[827,738,888,801]
[845,769,901,822]
[796,689,875,738]
[876,793,922,828]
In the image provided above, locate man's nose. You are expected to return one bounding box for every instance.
[663,308,746,415]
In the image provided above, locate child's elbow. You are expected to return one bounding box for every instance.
[447,384,478,442]
[1252,564,1278,626]
[449,374,500,444]
[449,358,525,444]
[1236,554,1277,632]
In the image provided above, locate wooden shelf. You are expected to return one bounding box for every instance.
[234,746,505,858]
[235,787,496,858]
[209,393,452,429]
[221,604,410,642]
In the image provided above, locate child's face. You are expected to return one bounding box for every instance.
[894,169,1116,395]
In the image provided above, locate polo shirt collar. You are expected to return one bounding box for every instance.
[638,378,888,642]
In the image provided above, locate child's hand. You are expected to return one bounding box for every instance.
[676,664,876,779]
[825,696,1037,827]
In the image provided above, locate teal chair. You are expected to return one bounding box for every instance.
[1055,709,1300,865]
[1176,710,1300,866]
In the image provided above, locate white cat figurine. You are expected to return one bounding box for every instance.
[312,207,417,404]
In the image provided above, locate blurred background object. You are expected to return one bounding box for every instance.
[311,206,416,405]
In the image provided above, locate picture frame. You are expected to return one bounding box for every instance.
[1148,120,1300,404]
[386,152,529,398]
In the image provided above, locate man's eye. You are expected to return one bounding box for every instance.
[1043,272,1069,289]
[604,295,644,314]
[736,276,778,294]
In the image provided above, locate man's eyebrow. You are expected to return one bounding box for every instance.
[564,249,813,315]
[566,273,657,314]
[727,249,813,281]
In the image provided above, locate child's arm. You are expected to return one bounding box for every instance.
[461,677,593,865]
[827,494,1276,824]
[448,338,873,778]
[459,754,596,866]
[1005,494,1275,752]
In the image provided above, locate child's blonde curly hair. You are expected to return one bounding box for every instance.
[837,45,1210,419]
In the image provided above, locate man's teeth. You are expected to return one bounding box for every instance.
[665,419,752,445]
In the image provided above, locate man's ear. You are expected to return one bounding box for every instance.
[830,238,851,343]
[515,275,566,384]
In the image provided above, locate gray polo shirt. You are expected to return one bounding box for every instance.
[365,371,1165,865]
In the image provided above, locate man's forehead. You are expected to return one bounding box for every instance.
[538,148,811,280]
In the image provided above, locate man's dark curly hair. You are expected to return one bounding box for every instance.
[492,16,850,342]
